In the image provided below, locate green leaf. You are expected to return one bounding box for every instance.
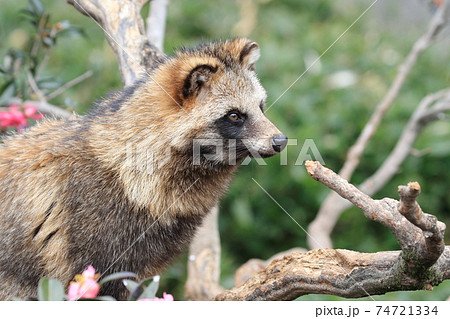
[0,81,16,105]
[98,271,137,286]
[128,277,159,301]
[42,36,54,48]
[37,278,64,301]
[6,49,26,67]
[122,279,139,294]
[94,296,117,301]
[136,278,159,300]
[128,285,144,301]
[58,20,71,29]
[56,25,86,39]
[20,8,40,25]
[79,296,117,301]
[28,0,44,17]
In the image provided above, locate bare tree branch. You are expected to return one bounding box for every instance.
[184,206,224,300]
[357,89,450,195]
[146,0,169,51]
[308,88,450,249]
[234,247,307,288]
[233,0,258,36]
[46,70,93,101]
[339,1,449,182]
[26,69,47,102]
[398,182,446,267]
[67,0,163,85]
[25,66,84,119]
[214,162,448,300]
[306,162,447,276]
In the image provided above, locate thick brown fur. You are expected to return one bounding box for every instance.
[0,39,285,300]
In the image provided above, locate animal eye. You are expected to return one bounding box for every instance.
[228,112,241,121]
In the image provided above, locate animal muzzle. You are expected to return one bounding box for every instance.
[271,134,288,153]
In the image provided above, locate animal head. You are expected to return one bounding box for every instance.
[135,38,287,166]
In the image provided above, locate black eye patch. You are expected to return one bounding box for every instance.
[213,112,246,140]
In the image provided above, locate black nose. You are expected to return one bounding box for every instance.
[271,134,288,153]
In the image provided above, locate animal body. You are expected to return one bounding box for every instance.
[0,38,287,300]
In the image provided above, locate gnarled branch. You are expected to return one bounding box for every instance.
[184,206,224,300]
[234,247,307,288]
[67,0,163,85]
[214,162,448,300]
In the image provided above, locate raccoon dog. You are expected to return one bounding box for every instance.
[0,38,287,300]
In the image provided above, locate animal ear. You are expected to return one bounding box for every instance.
[182,64,218,99]
[239,41,260,69]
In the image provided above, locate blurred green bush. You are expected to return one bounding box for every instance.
[1,0,448,300]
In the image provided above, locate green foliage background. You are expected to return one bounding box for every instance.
[1,0,449,300]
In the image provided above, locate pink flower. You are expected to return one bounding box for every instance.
[8,104,19,111]
[24,104,43,120]
[67,265,101,300]
[82,265,97,278]
[138,292,174,301]
[0,112,14,127]
[0,106,27,129]
[9,109,28,127]
[0,103,42,130]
